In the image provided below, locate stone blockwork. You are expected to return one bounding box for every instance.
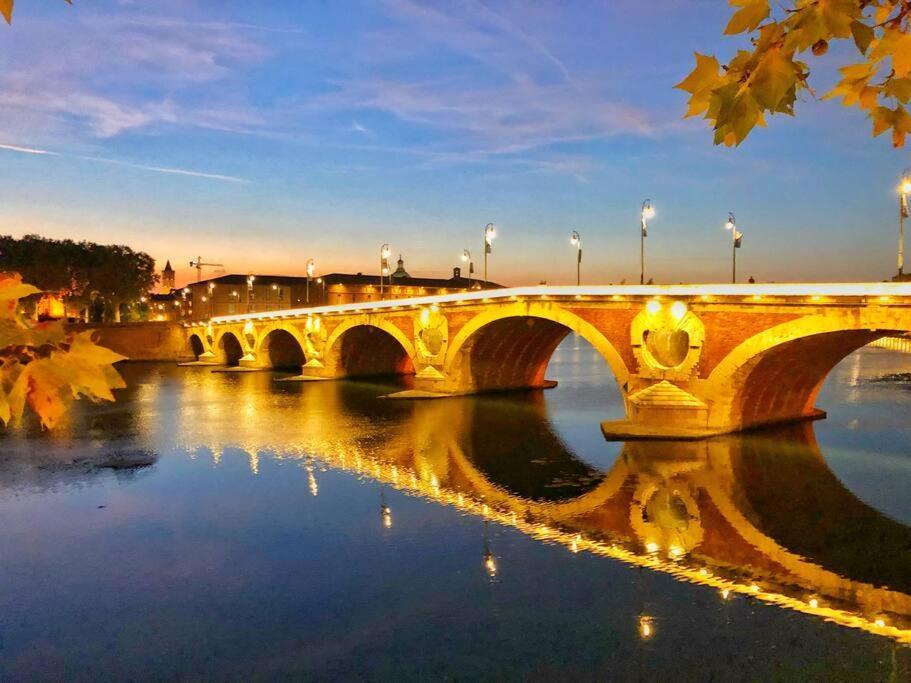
[69,321,186,361]
[182,285,911,438]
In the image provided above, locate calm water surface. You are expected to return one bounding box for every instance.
[1,340,911,681]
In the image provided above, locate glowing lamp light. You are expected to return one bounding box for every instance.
[271,283,278,290]
[642,203,656,220]
[306,258,316,278]
[570,231,580,246]
[874,618,886,628]
[381,245,391,260]
[668,545,683,559]
[485,223,497,243]
[484,550,497,577]
[902,181,911,195]
[670,300,687,320]
[721,588,731,600]
[808,598,819,609]
[646,299,662,316]
[725,218,735,231]
[638,616,654,640]
[645,540,660,553]
[381,504,392,529]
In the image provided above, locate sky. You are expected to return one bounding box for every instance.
[0,0,906,286]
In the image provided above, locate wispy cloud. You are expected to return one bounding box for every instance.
[0,11,275,139]
[0,141,246,183]
[0,142,58,155]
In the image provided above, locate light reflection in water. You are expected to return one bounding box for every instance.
[2,345,911,678]
[68,363,911,644]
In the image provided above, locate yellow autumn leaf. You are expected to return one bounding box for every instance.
[884,77,911,103]
[9,359,70,429]
[725,0,770,35]
[0,0,13,24]
[0,387,10,425]
[891,31,911,78]
[850,20,874,55]
[749,48,798,110]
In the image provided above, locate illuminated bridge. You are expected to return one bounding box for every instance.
[182,283,911,439]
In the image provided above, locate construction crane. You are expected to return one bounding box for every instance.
[189,256,224,282]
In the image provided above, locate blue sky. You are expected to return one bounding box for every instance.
[0,0,905,286]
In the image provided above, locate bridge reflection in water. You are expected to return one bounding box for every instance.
[177,369,911,644]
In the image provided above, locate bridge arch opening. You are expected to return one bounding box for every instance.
[259,329,305,371]
[188,334,205,360]
[217,332,244,367]
[718,329,885,429]
[449,314,626,395]
[333,324,415,378]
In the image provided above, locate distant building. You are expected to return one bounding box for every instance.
[160,260,175,293]
[177,256,500,322]
[147,291,181,322]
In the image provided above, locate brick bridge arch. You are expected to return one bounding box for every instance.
[187,284,911,437]
[321,318,416,378]
[704,308,911,431]
[443,302,630,394]
[213,329,245,366]
[251,323,308,371]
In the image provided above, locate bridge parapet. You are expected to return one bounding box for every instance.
[183,284,911,438]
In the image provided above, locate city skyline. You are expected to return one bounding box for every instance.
[0,0,906,286]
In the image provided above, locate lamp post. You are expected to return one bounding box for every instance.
[724,212,743,283]
[306,258,315,304]
[640,200,655,285]
[246,274,255,312]
[461,249,474,290]
[899,169,911,278]
[208,282,215,318]
[380,243,391,299]
[484,223,496,285]
[570,230,582,286]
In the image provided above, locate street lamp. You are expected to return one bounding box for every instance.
[724,212,743,283]
[246,274,255,312]
[640,200,655,285]
[380,243,391,299]
[306,258,316,304]
[484,223,496,285]
[570,230,582,286]
[899,169,911,278]
[208,282,215,318]
[461,249,474,290]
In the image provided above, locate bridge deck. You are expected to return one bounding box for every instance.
[204,282,911,325]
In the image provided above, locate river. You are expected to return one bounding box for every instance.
[1,339,910,680]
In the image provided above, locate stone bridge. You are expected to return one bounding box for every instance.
[181,284,911,439]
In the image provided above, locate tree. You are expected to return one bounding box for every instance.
[679,0,911,147]
[0,235,160,322]
[0,272,125,429]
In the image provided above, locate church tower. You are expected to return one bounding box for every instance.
[161,260,175,292]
